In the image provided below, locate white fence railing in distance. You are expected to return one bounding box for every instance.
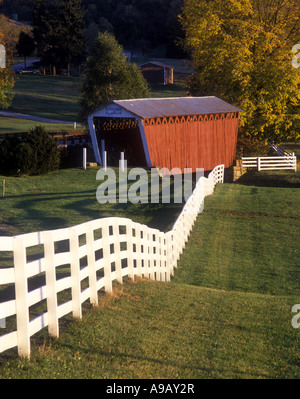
[268,142,293,157]
[0,164,224,358]
[242,156,297,171]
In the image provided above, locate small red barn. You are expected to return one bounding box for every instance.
[88,97,242,172]
[139,62,174,85]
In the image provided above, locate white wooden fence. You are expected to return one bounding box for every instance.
[0,164,224,358]
[242,155,297,171]
[268,142,293,157]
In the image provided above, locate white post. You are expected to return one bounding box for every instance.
[43,231,59,338]
[165,231,173,280]
[13,237,31,358]
[149,232,156,281]
[112,220,122,284]
[83,147,87,170]
[135,224,142,277]
[69,227,82,319]
[73,122,77,130]
[86,228,98,306]
[126,220,134,280]
[101,140,105,169]
[104,151,107,171]
[102,220,112,293]
[120,152,125,172]
[257,157,261,171]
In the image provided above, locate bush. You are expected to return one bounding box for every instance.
[236,136,270,158]
[0,126,60,175]
[26,126,60,174]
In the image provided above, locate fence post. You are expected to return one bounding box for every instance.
[13,237,30,358]
[69,227,82,319]
[141,227,150,279]
[43,231,59,338]
[120,152,125,172]
[102,220,112,293]
[86,228,98,306]
[159,232,166,282]
[149,230,156,281]
[104,151,107,171]
[164,234,170,282]
[126,220,135,280]
[83,148,87,170]
[112,220,122,284]
[166,231,175,278]
[135,224,142,277]
[258,157,261,171]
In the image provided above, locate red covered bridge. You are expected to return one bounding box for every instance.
[88,97,242,172]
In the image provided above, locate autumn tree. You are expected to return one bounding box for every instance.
[181,0,300,142]
[0,2,15,109]
[79,32,150,121]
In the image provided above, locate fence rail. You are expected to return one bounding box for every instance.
[268,142,293,157]
[242,156,297,171]
[0,164,224,358]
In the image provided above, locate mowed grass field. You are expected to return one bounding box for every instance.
[0,74,84,134]
[0,169,299,379]
[0,167,183,236]
[7,75,83,122]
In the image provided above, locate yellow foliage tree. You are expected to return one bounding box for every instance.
[181,0,300,142]
[0,11,15,109]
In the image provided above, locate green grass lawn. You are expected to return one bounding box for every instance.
[0,116,77,134]
[0,169,299,378]
[6,74,84,122]
[0,167,183,236]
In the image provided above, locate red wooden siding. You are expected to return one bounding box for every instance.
[143,114,239,172]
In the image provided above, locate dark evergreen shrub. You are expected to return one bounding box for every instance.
[0,126,60,175]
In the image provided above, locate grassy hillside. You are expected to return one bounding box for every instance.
[7,75,83,122]
[0,170,299,378]
[1,279,299,379]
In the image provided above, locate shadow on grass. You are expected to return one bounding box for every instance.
[4,189,183,234]
[236,170,300,188]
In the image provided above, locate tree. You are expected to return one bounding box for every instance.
[16,31,35,68]
[26,125,60,174]
[32,0,60,74]
[33,0,86,75]
[181,0,300,142]
[79,32,150,121]
[55,0,86,75]
[0,9,15,109]
[0,126,60,175]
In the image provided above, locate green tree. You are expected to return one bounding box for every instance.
[79,32,150,121]
[0,126,60,175]
[33,0,59,74]
[16,31,35,68]
[26,126,60,174]
[56,0,86,75]
[33,0,86,75]
[181,0,300,142]
[0,15,15,109]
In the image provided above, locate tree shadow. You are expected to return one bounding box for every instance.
[236,171,300,188]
